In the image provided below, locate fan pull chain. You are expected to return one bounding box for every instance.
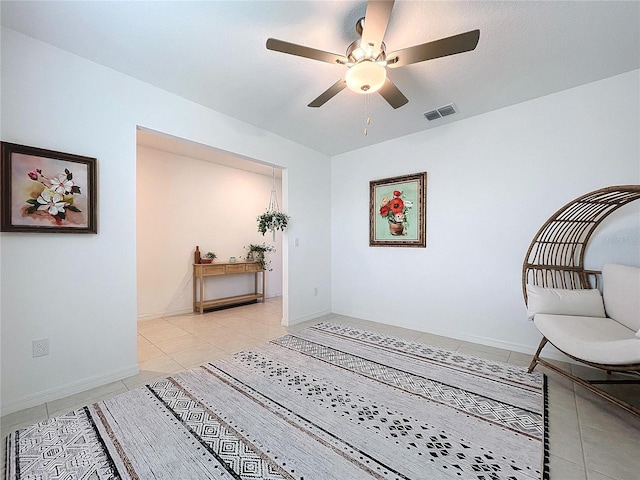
[364,93,371,136]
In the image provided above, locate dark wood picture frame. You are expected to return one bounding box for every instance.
[1,142,97,233]
[370,172,427,247]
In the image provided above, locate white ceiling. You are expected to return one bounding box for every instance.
[2,1,639,157]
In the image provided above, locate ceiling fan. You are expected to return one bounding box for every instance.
[266,0,479,109]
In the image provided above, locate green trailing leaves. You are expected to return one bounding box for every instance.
[257,211,290,235]
[245,243,275,271]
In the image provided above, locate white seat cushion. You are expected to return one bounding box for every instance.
[534,313,640,365]
[602,264,640,333]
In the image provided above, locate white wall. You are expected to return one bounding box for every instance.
[0,27,332,415]
[331,70,640,355]
[136,146,284,318]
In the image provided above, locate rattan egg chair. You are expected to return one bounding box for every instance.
[523,185,640,416]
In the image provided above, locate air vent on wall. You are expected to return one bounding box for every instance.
[423,103,458,121]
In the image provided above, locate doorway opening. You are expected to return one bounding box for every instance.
[135,126,288,325]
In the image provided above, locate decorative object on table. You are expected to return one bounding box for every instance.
[370,172,427,247]
[201,252,216,264]
[4,323,546,480]
[228,256,236,263]
[257,166,290,240]
[244,242,275,271]
[194,246,201,264]
[1,141,97,233]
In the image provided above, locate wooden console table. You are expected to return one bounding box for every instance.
[193,261,265,313]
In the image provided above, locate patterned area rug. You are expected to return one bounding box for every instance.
[5,322,548,479]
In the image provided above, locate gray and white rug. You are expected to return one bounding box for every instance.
[4,322,548,479]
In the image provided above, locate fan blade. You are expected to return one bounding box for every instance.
[386,29,480,68]
[361,0,395,54]
[308,78,347,107]
[266,38,348,65]
[378,77,408,109]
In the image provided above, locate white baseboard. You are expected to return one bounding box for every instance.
[138,294,283,321]
[421,324,573,362]
[1,365,139,416]
[329,310,575,364]
[285,309,333,327]
[138,307,192,321]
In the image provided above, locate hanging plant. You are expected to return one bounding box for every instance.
[257,211,290,236]
[257,167,290,238]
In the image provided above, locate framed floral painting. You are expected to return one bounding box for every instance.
[369,172,426,247]
[1,142,97,233]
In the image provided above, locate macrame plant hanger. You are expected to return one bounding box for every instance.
[266,167,280,241]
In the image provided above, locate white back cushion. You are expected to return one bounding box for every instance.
[526,284,606,320]
[602,263,640,332]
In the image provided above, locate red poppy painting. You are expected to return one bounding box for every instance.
[370,172,426,247]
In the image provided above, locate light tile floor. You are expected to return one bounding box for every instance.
[2,296,639,479]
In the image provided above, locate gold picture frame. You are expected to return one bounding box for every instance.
[369,172,426,247]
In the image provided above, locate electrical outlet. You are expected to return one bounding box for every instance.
[32,338,49,358]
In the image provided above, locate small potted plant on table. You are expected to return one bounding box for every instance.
[201,252,216,264]
[245,243,275,271]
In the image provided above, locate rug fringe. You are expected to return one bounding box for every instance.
[543,374,550,480]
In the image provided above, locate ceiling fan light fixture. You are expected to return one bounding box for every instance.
[347,39,386,64]
[267,0,480,109]
[347,40,367,62]
[346,61,386,94]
